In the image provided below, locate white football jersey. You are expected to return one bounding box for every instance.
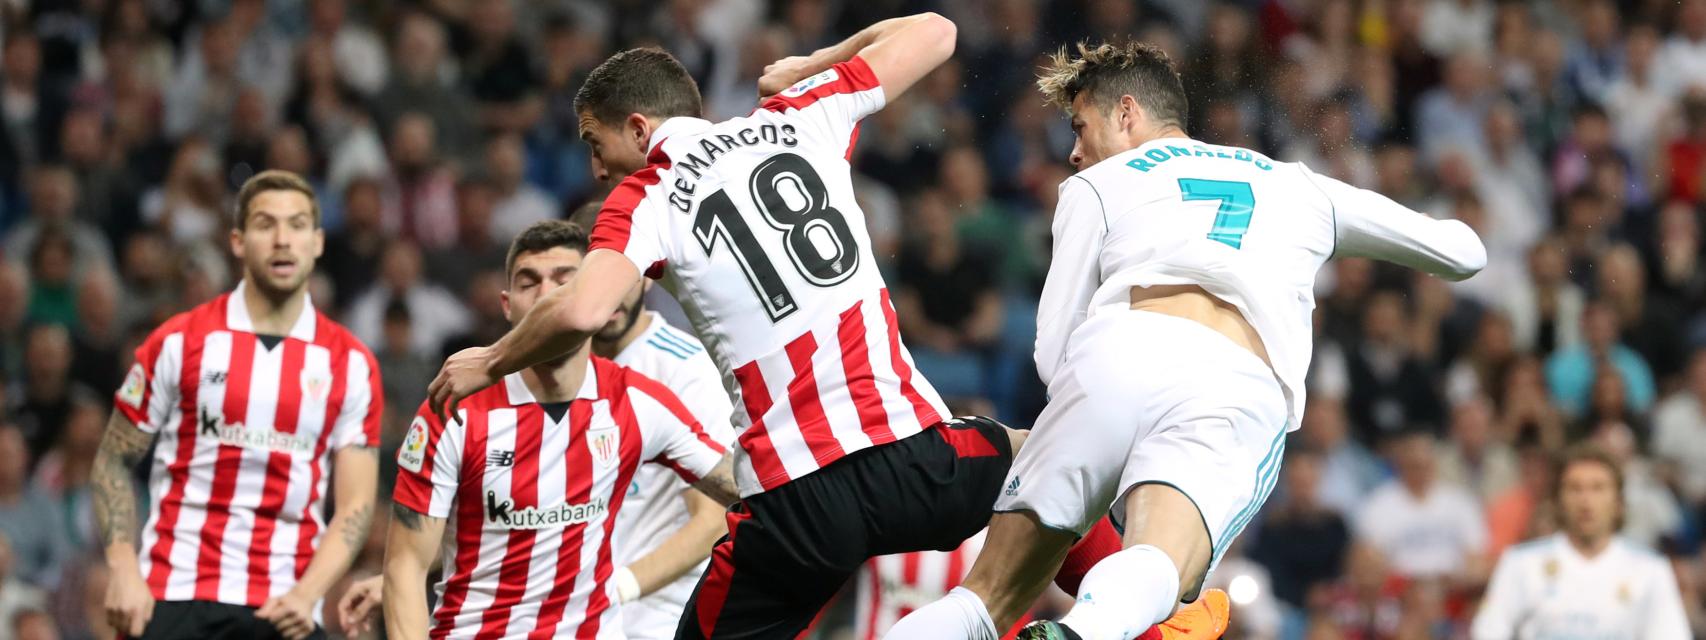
[1038,137,1487,427]
[609,312,737,637]
[590,57,950,497]
[1471,534,1689,640]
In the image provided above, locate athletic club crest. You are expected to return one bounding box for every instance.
[300,368,331,403]
[589,427,619,469]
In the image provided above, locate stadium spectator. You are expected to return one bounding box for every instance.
[1599,244,1688,381]
[68,272,121,395]
[56,108,137,239]
[3,166,112,281]
[12,324,95,462]
[1343,291,1448,441]
[346,241,469,359]
[1250,448,1351,611]
[1298,395,1385,518]
[1659,0,1706,93]
[374,12,477,162]
[26,399,100,553]
[1546,301,1657,417]
[1485,438,1558,558]
[0,425,70,589]
[1417,51,1494,160]
[0,264,24,380]
[1436,396,1518,502]
[138,137,226,247]
[305,0,386,97]
[0,533,47,640]
[1653,349,1706,504]
[1564,0,1623,103]
[1594,423,1684,548]
[377,112,458,249]
[320,176,387,304]
[373,299,433,446]
[1606,23,1672,178]
[895,189,1000,400]
[0,33,62,191]
[485,134,556,240]
[1354,430,1488,582]
[425,175,507,297]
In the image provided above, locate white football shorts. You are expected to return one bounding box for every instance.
[995,308,1288,569]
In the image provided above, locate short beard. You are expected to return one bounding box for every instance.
[595,298,645,344]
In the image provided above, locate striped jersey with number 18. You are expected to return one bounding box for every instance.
[589,56,950,497]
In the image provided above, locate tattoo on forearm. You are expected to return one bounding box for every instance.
[341,502,374,549]
[392,503,426,531]
[93,415,154,548]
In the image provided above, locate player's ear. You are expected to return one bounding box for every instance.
[1119,94,1142,132]
[229,227,245,260]
[626,113,651,152]
[500,289,514,323]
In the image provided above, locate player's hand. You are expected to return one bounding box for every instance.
[428,346,497,422]
[337,575,383,636]
[104,568,155,637]
[757,56,816,98]
[256,590,316,640]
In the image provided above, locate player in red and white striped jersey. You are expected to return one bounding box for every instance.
[426,16,1128,639]
[92,171,382,640]
[382,221,738,640]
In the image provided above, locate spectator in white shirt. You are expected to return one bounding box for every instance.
[486,133,558,241]
[1355,430,1488,583]
[1653,349,1706,505]
[346,241,471,359]
[1472,445,1688,639]
[1658,0,1706,94]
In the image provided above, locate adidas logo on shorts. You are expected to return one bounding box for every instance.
[1005,477,1021,496]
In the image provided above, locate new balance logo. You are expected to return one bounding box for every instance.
[486,450,515,468]
[202,370,227,385]
[1005,477,1021,497]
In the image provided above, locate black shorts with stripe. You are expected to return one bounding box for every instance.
[676,416,1015,639]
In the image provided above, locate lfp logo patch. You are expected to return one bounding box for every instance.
[782,68,841,98]
[398,417,429,473]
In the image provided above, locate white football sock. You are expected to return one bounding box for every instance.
[881,586,999,640]
[1057,544,1181,640]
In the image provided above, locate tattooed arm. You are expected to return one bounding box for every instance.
[383,503,446,640]
[690,453,740,508]
[94,411,157,637]
[257,445,379,639]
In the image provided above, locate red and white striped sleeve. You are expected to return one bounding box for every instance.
[115,318,186,434]
[392,402,463,518]
[626,373,728,484]
[588,166,671,281]
[757,56,886,159]
[330,345,383,449]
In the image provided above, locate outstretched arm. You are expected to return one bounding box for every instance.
[93,411,156,638]
[428,249,641,418]
[1307,167,1487,281]
[757,12,957,102]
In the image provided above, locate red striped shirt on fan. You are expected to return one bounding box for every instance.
[392,357,728,640]
[113,282,382,607]
[588,55,950,498]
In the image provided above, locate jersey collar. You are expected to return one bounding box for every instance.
[646,117,714,156]
[502,359,601,406]
[226,280,317,342]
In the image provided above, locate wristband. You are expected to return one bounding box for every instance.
[614,566,641,603]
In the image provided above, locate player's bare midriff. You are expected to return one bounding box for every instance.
[1128,284,1272,369]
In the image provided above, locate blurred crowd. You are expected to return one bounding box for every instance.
[2,0,1706,638]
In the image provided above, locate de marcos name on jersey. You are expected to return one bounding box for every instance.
[664,123,800,214]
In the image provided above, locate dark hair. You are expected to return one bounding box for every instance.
[567,201,602,229]
[505,220,590,277]
[1037,41,1188,129]
[233,169,319,230]
[574,47,703,125]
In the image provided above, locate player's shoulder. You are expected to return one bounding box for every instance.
[154,290,235,339]
[1610,537,1673,571]
[309,311,377,359]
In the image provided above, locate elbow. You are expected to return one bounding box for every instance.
[559,299,610,337]
[915,12,957,61]
[1443,222,1489,281]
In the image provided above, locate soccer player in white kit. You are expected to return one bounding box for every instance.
[1471,445,1689,639]
[888,42,1488,640]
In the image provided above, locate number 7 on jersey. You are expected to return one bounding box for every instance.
[1178,178,1255,249]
